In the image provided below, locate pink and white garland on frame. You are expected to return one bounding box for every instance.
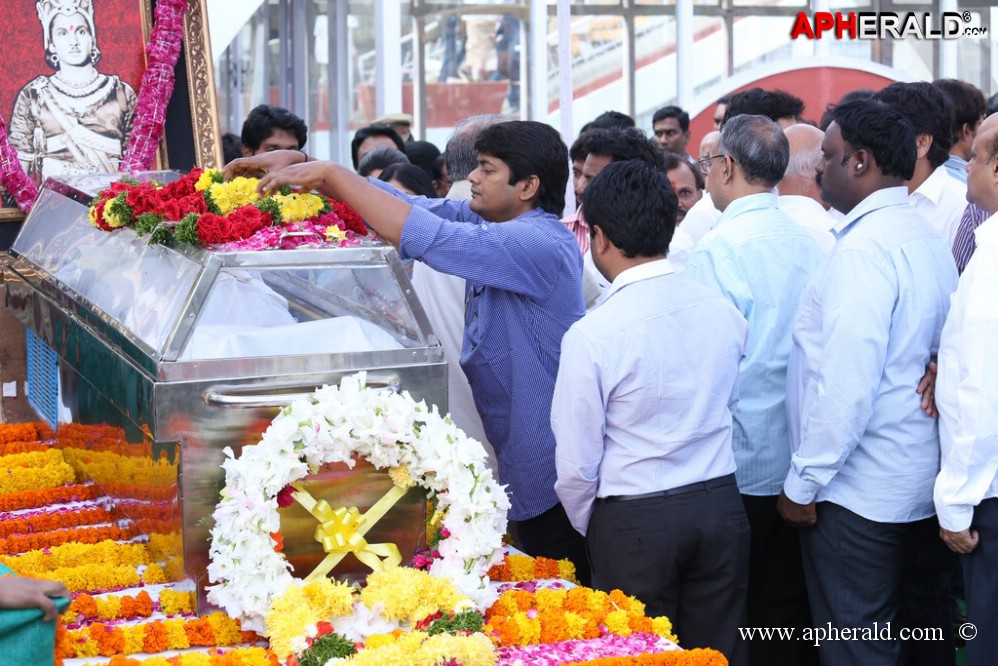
[0,0,188,212]
[0,116,37,212]
[120,0,188,172]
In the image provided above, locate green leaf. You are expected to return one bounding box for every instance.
[134,212,165,236]
[426,609,485,636]
[174,213,202,246]
[299,632,356,666]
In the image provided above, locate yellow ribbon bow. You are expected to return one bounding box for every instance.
[291,481,408,581]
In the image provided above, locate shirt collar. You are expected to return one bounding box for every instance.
[562,207,589,229]
[832,186,910,236]
[911,165,953,206]
[606,259,675,298]
[714,191,778,229]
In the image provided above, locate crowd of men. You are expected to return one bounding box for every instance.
[224,78,998,666]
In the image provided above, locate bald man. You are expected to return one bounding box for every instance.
[934,116,998,666]
[777,124,835,252]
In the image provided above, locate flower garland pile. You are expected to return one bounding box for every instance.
[207,371,510,633]
[265,566,491,665]
[87,168,368,250]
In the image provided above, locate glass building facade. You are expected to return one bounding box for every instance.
[204,0,995,164]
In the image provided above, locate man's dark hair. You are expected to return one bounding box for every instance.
[585,127,666,171]
[431,154,447,182]
[832,99,916,181]
[569,130,600,163]
[718,114,789,188]
[819,89,874,130]
[723,88,805,126]
[474,121,569,216]
[241,105,308,152]
[872,82,953,169]
[932,79,986,145]
[579,110,636,134]
[717,93,733,106]
[404,140,442,180]
[357,147,409,178]
[444,114,511,182]
[662,151,705,191]
[582,160,678,258]
[221,132,242,164]
[988,92,998,118]
[350,124,406,169]
[379,163,435,198]
[652,105,690,133]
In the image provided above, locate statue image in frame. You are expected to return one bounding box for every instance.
[1,0,221,223]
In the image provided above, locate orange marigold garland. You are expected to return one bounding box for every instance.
[0,483,100,512]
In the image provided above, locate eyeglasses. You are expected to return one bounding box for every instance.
[698,154,726,168]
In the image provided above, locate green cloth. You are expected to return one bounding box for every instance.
[0,563,70,666]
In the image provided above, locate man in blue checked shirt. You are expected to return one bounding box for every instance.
[228,120,590,584]
[777,99,958,666]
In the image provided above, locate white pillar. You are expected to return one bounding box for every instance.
[556,0,574,145]
[938,0,958,78]
[676,0,694,109]
[375,0,403,116]
[529,0,549,122]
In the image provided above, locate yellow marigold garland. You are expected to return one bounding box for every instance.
[340,631,496,666]
[0,449,76,495]
[206,178,261,215]
[265,578,354,659]
[272,192,325,222]
[489,553,579,584]
[60,448,176,487]
[485,587,677,647]
[159,589,197,615]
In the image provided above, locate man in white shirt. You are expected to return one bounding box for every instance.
[933,119,998,666]
[874,82,968,246]
[777,124,835,252]
[552,160,749,665]
[933,78,986,185]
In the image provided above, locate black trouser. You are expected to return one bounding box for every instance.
[509,501,591,587]
[801,502,956,666]
[742,494,818,666]
[586,475,750,666]
[962,497,998,666]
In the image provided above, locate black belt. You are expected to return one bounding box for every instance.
[595,473,737,503]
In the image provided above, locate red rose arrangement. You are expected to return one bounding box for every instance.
[87,168,368,251]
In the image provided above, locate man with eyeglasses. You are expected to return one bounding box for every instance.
[685,113,824,666]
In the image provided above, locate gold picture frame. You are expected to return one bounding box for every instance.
[0,0,221,224]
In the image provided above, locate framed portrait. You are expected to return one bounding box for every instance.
[1,0,221,223]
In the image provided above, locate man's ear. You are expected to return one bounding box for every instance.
[915,133,933,160]
[718,154,736,185]
[959,122,976,146]
[590,223,608,255]
[518,175,541,202]
[852,147,873,176]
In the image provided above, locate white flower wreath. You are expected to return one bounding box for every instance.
[205,372,510,633]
